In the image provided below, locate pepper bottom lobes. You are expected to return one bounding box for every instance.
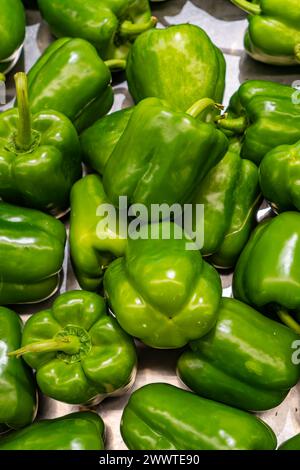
[121,384,277,450]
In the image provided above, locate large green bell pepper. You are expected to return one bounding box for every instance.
[0,73,81,216]
[192,139,261,268]
[82,97,228,209]
[0,307,37,432]
[278,434,300,450]
[259,140,300,212]
[231,0,300,65]
[233,212,300,334]
[0,411,105,450]
[0,0,25,74]
[28,38,114,133]
[121,383,277,450]
[10,290,137,405]
[177,298,300,411]
[126,24,226,112]
[104,222,222,349]
[218,80,300,165]
[0,202,66,305]
[37,0,156,61]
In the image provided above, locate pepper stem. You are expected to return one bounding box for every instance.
[14,72,32,152]
[186,98,224,119]
[295,45,300,63]
[216,115,248,134]
[230,0,261,15]
[119,16,157,37]
[8,336,81,358]
[0,73,5,82]
[277,309,300,335]
[104,59,127,71]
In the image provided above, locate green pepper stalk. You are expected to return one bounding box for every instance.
[9,336,83,358]
[216,114,248,134]
[104,59,127,71]
[230,0,261,14]
[14,72,33,152]
[119,17,158,37]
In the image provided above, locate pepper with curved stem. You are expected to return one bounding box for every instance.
[231,0,261,14]
[119,17,157,37]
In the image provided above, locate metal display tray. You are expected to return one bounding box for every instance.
[2,0,300,450]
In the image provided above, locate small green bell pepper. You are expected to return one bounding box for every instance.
[0,0,25,74]
[233,212,300,334]
[177,298,300,411]
[0,73,82,215]
[0,307,37,432]
[37,0,156,61]
[218,80,300,165]
[192,139,261,268]
[10,290,137,405]
[28,38,114,133]
[0,202,66,305]
[231,0,300,65]
[278,434,300,450]
[104,222,222,349]
[126,24,226,112]
[0,411,105,450]
[259,140,300,212]
[121,383,277,450]
[70,175,127,291]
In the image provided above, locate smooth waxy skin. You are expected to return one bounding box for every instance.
[70,175,127,291]
[121,383,277,450]
[259,140,300,212]
[0,202,66,305]
[219,80,300,165]
[0,307,37,431]
[233,212,300,327]
[38,0,155,61]
[102,97,228,208]
[193,140,261,268]
[278,434,300,450]
[104,223,222,349]
[0,412,105,450]
[0,108,82,215]
[0,0,25,73]
[16,291,136,404]
[28,38,114,132]
[231,0,300,65]
[126,24,226,111]
[178,298,300,411]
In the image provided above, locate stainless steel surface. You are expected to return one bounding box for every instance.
[2,0,300,450]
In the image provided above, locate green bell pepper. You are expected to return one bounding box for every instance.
[126,24,226,112]
[233,212,300,334]
[231,0,300,65]
[0,202,66,305]
[0,73,82,216]
[0,307,37,432]
[37,0,156,61]
[192,139,261,268]
[70,175,127,291]
[259,140,300,212]
[218,80,300,165]
[121,383,277,450]
[10,290,137,405]
[104,222,222,349]
[82,97,228,209]
[278,434,300,450]
[0,0,25,74]
[0,411,105,450]
[177,298,300,411]
[28,38,114,133]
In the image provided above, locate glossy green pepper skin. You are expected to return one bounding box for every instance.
[126,24,226,112]
[218,80,300,165]
[178,298,300,411]
[0,73,82,216]
[38,0,156,61]
[104,222,222,349]
[259,140,300,212]
[278,434,300,450]
[233,212,300,334]
[28,38,114,133]
[10,290,137,405]
[0,307,37,431]
[121,383,277,450]
[70,175,127,291]
[231,0,300,65]
[0,411,105,450]
[0,202,66,305]
[0,0,25,74]
[192,139,261,268]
